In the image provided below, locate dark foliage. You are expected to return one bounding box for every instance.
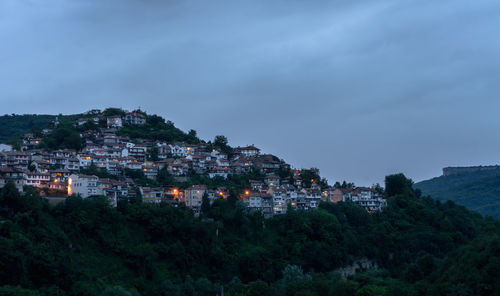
[415,170,500,218]
[117,116,199,144]
[0,114,81,143]
[0,175,497,296]
[385,173,414,198]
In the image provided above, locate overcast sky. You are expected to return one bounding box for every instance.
[1,0,500,185]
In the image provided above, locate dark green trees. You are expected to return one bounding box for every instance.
[213,135,233,157]
[0,173,498,296]
[40,125,82,150]
[385,173,414,197]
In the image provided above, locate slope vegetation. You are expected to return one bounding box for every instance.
[0,175,498,296]
[415,170,500,218]
[0,114,81,143]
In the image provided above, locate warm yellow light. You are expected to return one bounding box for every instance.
[245,190,250,195]
[173,189,178,195]
[219,192,223,196]
[54,179,58,183]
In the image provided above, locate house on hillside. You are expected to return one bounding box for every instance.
[272,189,287,215]
[208,167,230,179]
[0,167,25,192]
[185,185,207,215]
[68,174,102,198]
[244,192,273,218]
[128,146,147,161]
[100,178,128,207]
[235,145,260,157]
[264,175,280,189]
[125,112,146,125]
[107,116,123,128]
[141,187,164,204]
[0,144,12,152]
[345,187,386,213]
[25,172,51,188]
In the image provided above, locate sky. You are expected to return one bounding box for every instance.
[1,0,500,186]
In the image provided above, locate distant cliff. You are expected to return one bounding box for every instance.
[443,165,500,176]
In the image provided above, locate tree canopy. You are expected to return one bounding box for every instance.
[0,174,497,296]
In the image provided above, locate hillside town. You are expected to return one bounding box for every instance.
[0,109,386,217]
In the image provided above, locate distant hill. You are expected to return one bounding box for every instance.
[0,113,82,143]
[415,168,500,218]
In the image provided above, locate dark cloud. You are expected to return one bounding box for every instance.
[1,0,500,185]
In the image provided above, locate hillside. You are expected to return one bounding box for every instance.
[0,113,82,143]
[0,175,499,296]
[1,110,499,295]
[415,169,500,219]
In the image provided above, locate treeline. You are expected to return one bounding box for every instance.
[117,114,200,144]
[0,109,201,150]
[0,174,498,295]
[415,170,500,218]
[0,114,81,144]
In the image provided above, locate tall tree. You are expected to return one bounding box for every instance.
[201,192,211,217]
[385,173,414,197]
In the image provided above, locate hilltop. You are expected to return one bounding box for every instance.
[415,167,500,218]
[0,107,386,216]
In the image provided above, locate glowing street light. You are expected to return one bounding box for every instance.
[67,178,72,196]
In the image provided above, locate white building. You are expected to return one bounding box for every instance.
[245,192,273,218]
[0,144,12,152]
[107,116,123,128]
[25,172,51,188]
[208,168,230,179]
[128,146,146,161]
[68,174,103,198]
[304,189,322,209]
[169,144,188,157]
[272,190,287,215]
[184,185,207,215]
[125,112,146,125]
[0,167,26,192]
[346,187,387,213]
[237,145,260,157]
[78,154,93,168]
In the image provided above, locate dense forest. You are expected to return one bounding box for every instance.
[0,174,498,296]
[0,114,82,144]
[0,110,200,151]
[415,170,500,218]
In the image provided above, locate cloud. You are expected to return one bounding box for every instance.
[1,0,500,184]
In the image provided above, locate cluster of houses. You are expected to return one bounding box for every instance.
[245,184,387,217]
[0,110,387,216]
